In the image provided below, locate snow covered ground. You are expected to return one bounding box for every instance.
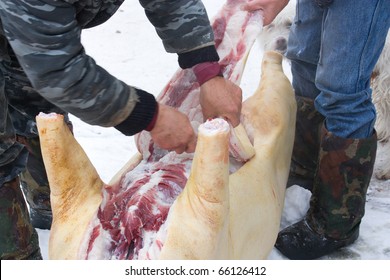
[35,0,390,260]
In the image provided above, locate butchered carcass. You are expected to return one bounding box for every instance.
[35,0,296,260]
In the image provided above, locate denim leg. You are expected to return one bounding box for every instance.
[315,0,390,138]
[287,0,390,138]
[286,0,323,99]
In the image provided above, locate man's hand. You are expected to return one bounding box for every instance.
[199,76,242,127]
[149,104,196,154]
[242,0,289,26]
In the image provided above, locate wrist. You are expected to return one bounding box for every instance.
[145,103,159,131]
[193,62,223,86]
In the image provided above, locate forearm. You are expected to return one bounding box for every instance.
[139,0,219,68]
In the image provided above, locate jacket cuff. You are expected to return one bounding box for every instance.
[178,45,220,69]
[114,90,158,136]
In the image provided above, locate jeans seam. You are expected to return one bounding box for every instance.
[357,0,381,93]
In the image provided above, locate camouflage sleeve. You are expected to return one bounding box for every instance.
[139,0,220,68]
[0,0,156,135]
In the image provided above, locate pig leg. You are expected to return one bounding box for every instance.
[159,119,230,259]
[229,51,297,259]
[36,113,104,259]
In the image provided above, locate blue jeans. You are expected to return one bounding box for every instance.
[286,0,390,138]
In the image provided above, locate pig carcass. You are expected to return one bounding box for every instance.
[36,0,296,260]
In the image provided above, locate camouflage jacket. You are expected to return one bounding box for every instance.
[0,0,219,135]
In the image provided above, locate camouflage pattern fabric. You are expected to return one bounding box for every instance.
[0,0,216,134]
[307,126,377,239]
[0,64,27,186]
[0,177,42,259]
[0,39,71,206]
[0,34,72,258]
[287,96,325,190]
